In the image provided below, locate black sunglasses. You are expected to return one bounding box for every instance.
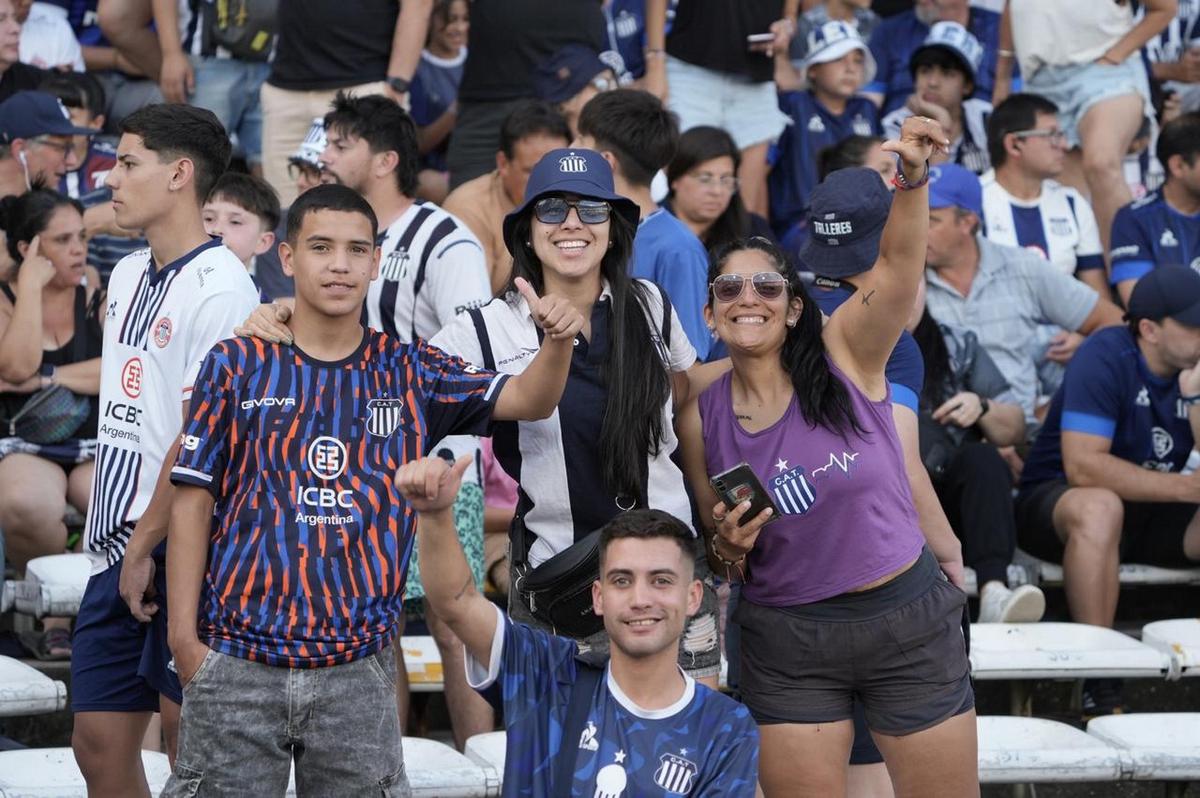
[711,272,788,303]
[533,197,612,225]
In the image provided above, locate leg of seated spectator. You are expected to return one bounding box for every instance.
[759,720,854,797]
[141,713,162,752]
[426,604,495,749]
[1182,506,1200,562]
[847,763,895,798]
[1052,487,1123,627]
[0,454,69,570]
[1077,93,1144,253]
[73,711,154,798]
[739,141,771,219]
[941,443,1016,590]
[871,709,979,798]
[97,0,162,79]
[160,696,180,764]
[67,460,95,515]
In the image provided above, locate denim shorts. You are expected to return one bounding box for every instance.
[508,548,723,679]
[1025,56,1153,148]
[735,548,974,735]
[164,647,410,797]
[189,56,271,163]
[665,56,791,149]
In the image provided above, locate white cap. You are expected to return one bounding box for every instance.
[289,117,327,168]
[912,21,984,83]
[802,21,876,85]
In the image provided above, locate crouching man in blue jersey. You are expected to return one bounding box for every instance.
[398,458,759,797]
[164,183,586,796]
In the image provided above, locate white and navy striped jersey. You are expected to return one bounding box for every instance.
[367,199,491,345]
[883,98,992,174]
[83,240,259,571]
[430,280,697,567]
[980,173,1105,277]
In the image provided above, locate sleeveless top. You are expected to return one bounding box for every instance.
[698,359,924,606]
[0,282,103,438]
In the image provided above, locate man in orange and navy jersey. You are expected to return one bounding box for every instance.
[162,184,584,795]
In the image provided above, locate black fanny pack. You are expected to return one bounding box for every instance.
[514,519,605,639]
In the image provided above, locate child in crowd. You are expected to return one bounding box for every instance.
[411,0,469,203]
[769,21,881,253]
[883,21,992,174]
[202,172,282,301]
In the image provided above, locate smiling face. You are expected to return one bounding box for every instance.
[593,537,702,661]
[20,204,87,289]
[705,248,802,355]
[429,0,468,57]
[528,192,610,282]
[281,208,380,320]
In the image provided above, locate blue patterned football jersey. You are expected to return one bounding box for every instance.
[170,330,508,667]
[468,606,759,797]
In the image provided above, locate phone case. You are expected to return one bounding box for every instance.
[710,462,778,527]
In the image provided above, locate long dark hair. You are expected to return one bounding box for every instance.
[666,126,749,251]
[0,185,84,264]
[911,307,954,409]
[506,202,671,502]
[708,237,864,438]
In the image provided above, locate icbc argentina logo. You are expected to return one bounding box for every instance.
[121,357,143,398]
[307,436,348,480]
[153,316,172,348]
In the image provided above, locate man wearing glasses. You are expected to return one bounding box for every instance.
[0,90,94,199]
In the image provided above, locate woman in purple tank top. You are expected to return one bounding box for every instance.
[677,118,980,797]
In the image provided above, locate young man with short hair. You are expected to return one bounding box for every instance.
[165,183,583,795]
[443,100,570,293]
[70,102,261,797]
[1110,112,1200,306]
[575,88,713,360]
[397,453,761,797]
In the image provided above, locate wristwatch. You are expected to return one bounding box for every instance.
[387,76,411,94]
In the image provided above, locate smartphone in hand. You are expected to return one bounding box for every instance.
[710,462,779,527]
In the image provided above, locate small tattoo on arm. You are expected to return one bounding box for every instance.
[452,575,475,602]
[861,289,876,306]
[736,414,752,421]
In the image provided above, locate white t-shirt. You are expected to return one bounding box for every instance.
[19,2,84,72]
[1009,0,1134,77]
[83,240,260,571]
[981,172,1105,276]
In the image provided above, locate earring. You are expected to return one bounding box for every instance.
[525,240,531,247]
[786,318,797,327]
[608,240,614,248]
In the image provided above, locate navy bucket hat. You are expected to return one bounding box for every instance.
[798,167,893,279]
[502,148,640,255]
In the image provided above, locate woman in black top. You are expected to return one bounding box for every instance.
[0,189,102,593]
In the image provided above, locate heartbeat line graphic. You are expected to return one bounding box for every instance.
[811,450,860,478]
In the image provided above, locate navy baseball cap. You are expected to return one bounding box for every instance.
[0,91,96,144]
[1127,266,1200,327]
[533,44,612,104]
[798,167,892,279]
[502,148,640,255]
[928,163,983,217]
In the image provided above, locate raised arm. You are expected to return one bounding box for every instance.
[398,456,499,667]
[825,117,950,387]
[386,0,434,106]
[492,278,584,421]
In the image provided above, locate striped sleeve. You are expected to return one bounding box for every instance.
[416,340,510,446]
[171,341,238,494]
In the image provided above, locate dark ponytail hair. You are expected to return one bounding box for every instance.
[708,237,864,439]
[0,184,85,263]
[911,306,954,409]
[505,200,671,502]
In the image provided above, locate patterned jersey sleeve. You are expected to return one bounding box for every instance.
[416,340,510,445]
[171,342,238,495]
[1060,336,1123,441]
[693,705,760,797]
[1109,205,1155,287]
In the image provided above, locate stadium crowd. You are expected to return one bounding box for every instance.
[0,0,1198,795]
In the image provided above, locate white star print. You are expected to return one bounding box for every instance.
[614,749,626,764]
[775,458,789,473]
[680,748,689,756]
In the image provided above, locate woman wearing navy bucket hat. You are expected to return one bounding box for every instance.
[677,117,981,796]
[430,148,726,685]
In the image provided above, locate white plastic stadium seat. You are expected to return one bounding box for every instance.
[1016,550,1200,587]
[0,656,66,716]
[286,737,499,797]
[401,636,444,692]
[1142,619,1200,679]
[12,554,91,618]
[0,749,170,796]
[977,716,1125,783]
[464,731,507,776]
[969,623,1170,680]
[1088,713,1200,781]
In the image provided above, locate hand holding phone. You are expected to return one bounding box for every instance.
[710,462,779,528]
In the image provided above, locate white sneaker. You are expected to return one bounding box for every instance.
[977,582,1045,624]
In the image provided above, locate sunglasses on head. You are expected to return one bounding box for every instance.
[711,272,788,303]
[533,197,612,225]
